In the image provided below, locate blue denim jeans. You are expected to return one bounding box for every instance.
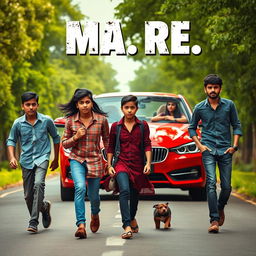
[116,172,139,229]
[70,160,101,226]
[202,150,232,222]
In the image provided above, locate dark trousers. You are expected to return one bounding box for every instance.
[116,172,139,228]
[21,160,49,227]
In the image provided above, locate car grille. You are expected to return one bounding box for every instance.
[101,147,168,164]
[152,147,168,163]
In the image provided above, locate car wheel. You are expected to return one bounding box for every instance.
[60,180,74,201]
[189,187,207,201]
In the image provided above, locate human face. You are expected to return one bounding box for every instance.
[22,98,39,118]
[76,96,93,115]
[166,101,177,114]
[121,101,138,120]
[204,84,221,99]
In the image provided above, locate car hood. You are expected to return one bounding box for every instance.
[148,122,193,148]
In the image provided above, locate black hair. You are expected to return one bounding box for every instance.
[121,95,138,107]
[21,92,39,104]
[203,74,222,87]
[164,100,181,118]
[59,88,107,117]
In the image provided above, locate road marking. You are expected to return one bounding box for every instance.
[231,191,256,206]
[0,188,23,198]
[102,251,123,256]
[112,223,120,228]
[115,214,121,218]
[106,236,126,246]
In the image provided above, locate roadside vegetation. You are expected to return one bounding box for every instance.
[1,161,255,200]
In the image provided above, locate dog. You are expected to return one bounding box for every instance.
[153,203,171,229]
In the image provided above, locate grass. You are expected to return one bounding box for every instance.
[232,170,256,198]
[0,161,59,190]
[0,168,22,188]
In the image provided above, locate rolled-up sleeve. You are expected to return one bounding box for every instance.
[230,101,242,136]
[62,118,77,148]
[101,117,109,150]
[47,118,60,144]
[143,121,151,152]
[6,121,19,147]
[107,123,117,154]
[188,106,200,138]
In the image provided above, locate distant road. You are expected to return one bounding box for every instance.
[0,176,255,256]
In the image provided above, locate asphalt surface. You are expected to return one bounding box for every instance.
[0,176,255,256]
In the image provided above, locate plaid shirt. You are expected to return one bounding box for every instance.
[62,112,109,178]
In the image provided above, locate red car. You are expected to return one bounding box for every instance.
[54,92,206,201]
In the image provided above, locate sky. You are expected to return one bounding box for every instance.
[73,0,141,92]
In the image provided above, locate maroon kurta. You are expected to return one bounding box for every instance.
[107,117,154,194]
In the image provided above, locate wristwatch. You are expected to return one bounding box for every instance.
[232,146,239,151]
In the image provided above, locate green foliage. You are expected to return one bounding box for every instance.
[0,0,118,154]
[0,168,22,188]
[115,0,256,126]
[232,170,256,198]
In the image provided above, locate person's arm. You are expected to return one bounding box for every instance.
[107,123,116,177]
[188,106,211,153]
[144,151,152,175]
[151,114,166,122]
[101,117,110,150]
[47,119,60,171]
[7,146,18,169]
[50,143,60,171]
[224,102,242,154]
[6,122,19,169]
[62,118,85,148]
[143,121,152,175]
[174,114,188,123]
[191,135,211,153]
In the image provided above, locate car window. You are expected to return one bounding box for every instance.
[95,96,190,123]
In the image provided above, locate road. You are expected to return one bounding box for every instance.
[0,176,255,256]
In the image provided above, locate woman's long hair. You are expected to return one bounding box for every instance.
[164,100,181,118]
[59,88,107,117]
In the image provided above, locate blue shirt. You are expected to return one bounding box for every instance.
[188,98,242,155]
[6,112,60,169]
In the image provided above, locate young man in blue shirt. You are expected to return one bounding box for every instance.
[7,92,60,233]
[189,74,242,233]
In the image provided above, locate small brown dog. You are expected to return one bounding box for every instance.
[153,203,171,229]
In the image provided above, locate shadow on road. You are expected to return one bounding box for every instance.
[99,194,192,201]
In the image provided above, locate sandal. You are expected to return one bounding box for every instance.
[121,231,133,239]
[131,219,139,233]
[131,225,139,233]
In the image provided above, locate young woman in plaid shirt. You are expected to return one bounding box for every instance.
[60,89,109,239]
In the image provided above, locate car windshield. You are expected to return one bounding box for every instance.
[94,96,190,123]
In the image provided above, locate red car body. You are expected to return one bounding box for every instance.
[54,92,206,201]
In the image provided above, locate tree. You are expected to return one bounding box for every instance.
[115,0,256,166]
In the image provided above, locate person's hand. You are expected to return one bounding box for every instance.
[108,166,116,177]
[9,157,18,169]
[50,159,59,171]
[199,145,211,153]
[143,163,151,175]
[74,127,86,140]
[224,147,236,154]
[165,116,174,121]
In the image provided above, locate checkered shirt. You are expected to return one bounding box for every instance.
[62,113,109,178]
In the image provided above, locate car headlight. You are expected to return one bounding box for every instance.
[170,142,200,154]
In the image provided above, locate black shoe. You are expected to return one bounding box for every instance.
[27,225,38,233]
[42,200,51,228]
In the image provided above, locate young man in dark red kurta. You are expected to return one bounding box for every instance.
[107,95,153,239]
